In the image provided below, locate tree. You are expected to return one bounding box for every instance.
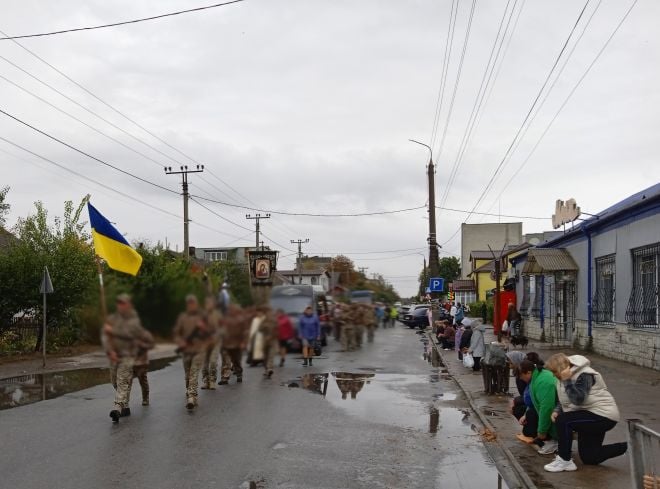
[330,255,357,287]
[0,186,9,228]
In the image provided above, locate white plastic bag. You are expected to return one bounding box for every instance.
[463,352,475,369]
[502,320,509,332]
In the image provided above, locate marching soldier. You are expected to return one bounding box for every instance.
[201,297,222,390]
[352,303,364,349]
[256,306,279,379]
[173,294,210,410]
[102,293,152,423]
[129,328,154,406]
[340,304,356,352]
[363,304,377,343]
[219,304,250,385]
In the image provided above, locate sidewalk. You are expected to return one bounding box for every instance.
[0,343,178,380]
[432,323,660,489]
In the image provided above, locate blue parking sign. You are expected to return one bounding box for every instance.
[428,278,444,292]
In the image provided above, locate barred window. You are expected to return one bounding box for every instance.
[626,243,659,328]
[520,275,530,318]
[593,255,615,323]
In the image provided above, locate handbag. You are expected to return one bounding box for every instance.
[463,352,474,369]
[502,320,509,332]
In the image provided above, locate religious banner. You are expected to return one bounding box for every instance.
[248,250,278,286]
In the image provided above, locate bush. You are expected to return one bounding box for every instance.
[468,300,494,324]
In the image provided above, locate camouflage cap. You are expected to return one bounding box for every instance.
[116,293,131,303]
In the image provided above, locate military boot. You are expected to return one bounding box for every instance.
[109,410,121,423]
[186,397,196,410]
[121,407,131,417]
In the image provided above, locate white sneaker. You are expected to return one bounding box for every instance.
[537,440,558,455]
[544,455,577,472]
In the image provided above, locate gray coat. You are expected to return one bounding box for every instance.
[469,323,486,357]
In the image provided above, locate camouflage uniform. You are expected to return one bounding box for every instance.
[352,304,365,348]
[220,305,250,383]
[258,309,279,377]
[340,305,356,352]
[173,309,209,406]
[104,309,151,413]
[129,329,154,406]
[363,305,377,343]
[201,307,222,389]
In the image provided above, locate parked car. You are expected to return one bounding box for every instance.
[401,305,430,329]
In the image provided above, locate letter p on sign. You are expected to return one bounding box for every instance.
[429,278,444,292]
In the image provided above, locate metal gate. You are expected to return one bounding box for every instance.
[547,279,575,344]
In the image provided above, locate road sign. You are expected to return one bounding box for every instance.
[425,287,431,294]
[428,277,444,292]
[40,267,54,294]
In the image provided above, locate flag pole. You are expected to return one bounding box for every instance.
[96,256,108,318]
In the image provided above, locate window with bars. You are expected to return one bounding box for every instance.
[626,243,659,328]
[593,255,615,323]
[520,275,530,317]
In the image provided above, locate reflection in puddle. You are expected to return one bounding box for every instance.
[0,357,176,410]
[332,372,375,400]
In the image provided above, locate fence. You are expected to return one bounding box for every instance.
[628,419,660,489]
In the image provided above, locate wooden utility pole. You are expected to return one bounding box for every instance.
[290,238,309,284]
[246,213,271,249]
[165,164,204,258]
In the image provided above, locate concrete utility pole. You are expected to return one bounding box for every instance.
[165,164,204,258]
[409,140,440,277]
[246,213,271,249]
[291,238,309,284]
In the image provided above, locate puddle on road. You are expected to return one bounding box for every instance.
[0,356,177,410]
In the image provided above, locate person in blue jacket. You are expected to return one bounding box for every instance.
[299,306,321,367]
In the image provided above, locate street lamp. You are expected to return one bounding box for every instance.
[409,139,440,277]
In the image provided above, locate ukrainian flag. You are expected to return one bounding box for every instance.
[88,203,143,276]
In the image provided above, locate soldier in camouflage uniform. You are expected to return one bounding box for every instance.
[129,328,154,407]
[340,304,356,352]
[219,304,250,385]
[173,294,210,410]
[256,306,279,379]
[201,297,222,390]
[363,304,377,343]
[353,303,365,349]
[103,293,152,423]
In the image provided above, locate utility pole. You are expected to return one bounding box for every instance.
[246,213,271,249]
[410,140,440,277]
[165,164,204,258]
[291,238,309,284]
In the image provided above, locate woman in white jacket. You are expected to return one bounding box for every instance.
[543,353,627,473]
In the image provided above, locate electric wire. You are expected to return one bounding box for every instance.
[0,108,179,195]
[483,0,639,212]
[435,0,477,162]
[0,0,247,41]
[439,0,517,209]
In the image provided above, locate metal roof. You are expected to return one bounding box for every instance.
[522,248,578,274]
[469,250,496,260]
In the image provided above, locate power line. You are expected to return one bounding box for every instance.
[429,0,458,150]
[483,0,638,211]
[437,206,546,220]
[0,136,180,220]
[439,0,517,209]
[0,108,179,195]
[0,0,247,41]
[189,197,253,233]
[447,0,592,237]
[191,194,426,217]
[435,0,477,162]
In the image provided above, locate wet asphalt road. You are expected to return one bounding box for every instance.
[0,324,504,489]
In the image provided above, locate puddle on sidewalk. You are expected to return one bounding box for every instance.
[0,356,177,410]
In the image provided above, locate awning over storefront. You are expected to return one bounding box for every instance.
[522,248,578,274]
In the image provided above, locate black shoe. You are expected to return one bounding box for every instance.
[120,407,131,417]
[186,398,196,410]
[267,370,274,379]
[236,376,243,383]
[110,410,121,423]
[218,380,229,385]
[309,359,313,366]
[303,359,308,367]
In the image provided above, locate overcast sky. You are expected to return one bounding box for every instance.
[1,0,658,297]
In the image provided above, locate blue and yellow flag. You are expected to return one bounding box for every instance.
[88,203,143,276]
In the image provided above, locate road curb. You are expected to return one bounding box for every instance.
[427,332,538,489]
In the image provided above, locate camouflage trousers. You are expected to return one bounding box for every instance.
[221,348,244,381]
[355,325,364,348]
[263,339,278,373]
[341,325,355,351]
[366,324,375,343]
[129,364,149,404]
[182,351,204,400]
[202,342,220,385]
[110,357,135,410]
